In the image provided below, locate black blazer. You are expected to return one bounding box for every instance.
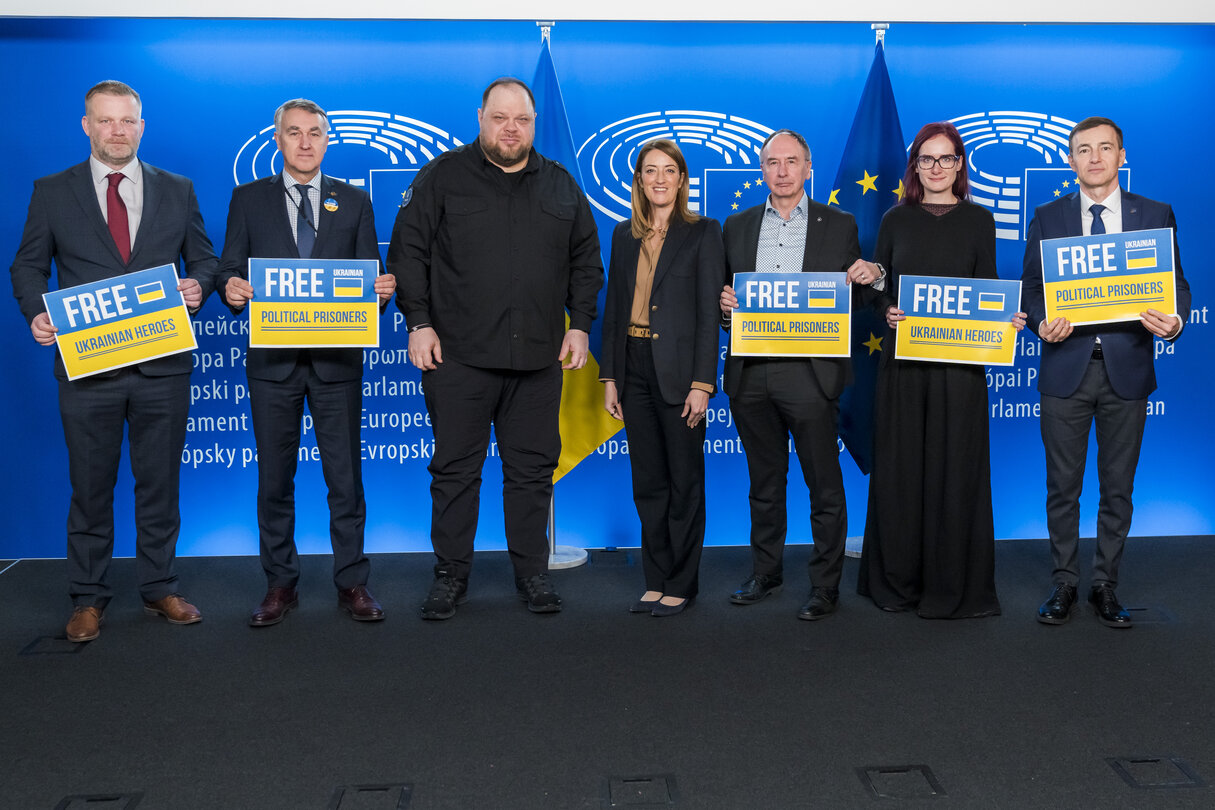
[721,199,861,399]
[217,173,382,383]
[10,159,219,379]
[1021,190,1190,399]
[601,217,725,405]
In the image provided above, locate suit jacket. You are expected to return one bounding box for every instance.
[10,159,219,380]
[217,173,382,383]
[1021,190,1191,400]
[600,217,725,406]
[721,198,861,398]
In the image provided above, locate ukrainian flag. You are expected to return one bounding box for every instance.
[978,292,1005,312]
[333,278,364,298]
[1125,247,1157,270]
[135,281,165,304]
[807,289,837,308]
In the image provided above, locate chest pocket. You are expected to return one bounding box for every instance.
[538,199,576,256]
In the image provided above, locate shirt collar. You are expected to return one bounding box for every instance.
[1079,186,1121,217]
[764,192,807,221]
[90,156,142,187]
[282,169,322,191]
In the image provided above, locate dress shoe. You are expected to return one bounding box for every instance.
[338,585,385,622]
[651,596,693,617]
[729,573,783,605]
[629,596,662,613]
[1089,584,1132,628]
[420,574,468,621]
[516,574,562,613]
[249,586,298,627]
[797,586,840,621]
[1036,583,1077,625]
[66,606,102,642]
[143,594,202,625]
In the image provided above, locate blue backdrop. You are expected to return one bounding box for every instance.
[2,19,1211,561]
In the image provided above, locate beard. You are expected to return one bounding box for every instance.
[480,135,530,169]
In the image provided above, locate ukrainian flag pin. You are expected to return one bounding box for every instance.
[323,197,339,213]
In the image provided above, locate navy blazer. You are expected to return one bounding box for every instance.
[10,160,219,379]
[217,173,382,383]
[1021,190,1191,400]
[600,216,725,406]
[721,199,861,399]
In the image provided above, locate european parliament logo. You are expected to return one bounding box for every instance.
[576,110,779,222]
[232,110,464,247]
[947,111,1131,242]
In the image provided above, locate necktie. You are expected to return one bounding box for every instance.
[296,183,316,258]
[106,172,131,263]
[1089,203,1106,235]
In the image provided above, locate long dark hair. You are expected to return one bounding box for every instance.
[901,122,969,206]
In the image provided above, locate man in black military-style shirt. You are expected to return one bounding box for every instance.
[387,77,602,620]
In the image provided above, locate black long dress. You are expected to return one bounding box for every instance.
[857,200,1001,618]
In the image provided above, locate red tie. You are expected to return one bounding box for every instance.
[107,172,131,263]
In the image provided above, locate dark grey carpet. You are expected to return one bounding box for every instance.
[2,538,1213,809]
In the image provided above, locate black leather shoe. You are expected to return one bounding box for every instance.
[797,586,839,621]
[338,585,385,622]
[651,597,693,617]
[249,586,298,627]
[729,574,783,605]
[629,596,662,614]
[420,574,468,621]
[1089,584,1132,628]
[516,574,562,613]
[1036,583,1077,625]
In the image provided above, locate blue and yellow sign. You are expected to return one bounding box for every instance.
[43,264,197,381]
[249,258,380,348]
[730,272,850,357]
[1040,228,1177,326]
[896,275,1021,367]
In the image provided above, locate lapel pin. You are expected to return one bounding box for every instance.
[323,197,339,213]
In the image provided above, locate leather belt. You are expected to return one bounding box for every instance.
[626,325,651,338]
[1092,343,1103,359]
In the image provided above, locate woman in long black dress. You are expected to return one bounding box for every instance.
[854,122,1025,618]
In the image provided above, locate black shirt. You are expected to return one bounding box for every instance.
[388,140,603,371]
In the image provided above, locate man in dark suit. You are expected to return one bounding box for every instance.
[719,130,861,620]
[9,80,218,642]
[217,99,396,627]
[1022,117,1191,628]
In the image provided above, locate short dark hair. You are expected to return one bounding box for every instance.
[760,129,811,161]
[1069,116,1123,152]
[274,98,329,133]
[901,121,969,207]
[85,80,140,110]
[481,77,535,111]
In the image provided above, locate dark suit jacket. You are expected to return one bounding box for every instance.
[10,159,219,379]
[601,217,725,406]
[1021,190,1191,400]
[217,173,381,383]
[721,199,861,398]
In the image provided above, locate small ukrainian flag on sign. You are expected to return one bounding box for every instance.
[806,289,837,308]
[135,281,165,304]
[978,292,1005,312]
[333,278,364,298]
[1125,247,1157,270]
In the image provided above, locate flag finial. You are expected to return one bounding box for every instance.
[536,20,554,44]
[872,23,889,46]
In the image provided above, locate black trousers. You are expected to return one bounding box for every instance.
[729,358,847,589]
[621,338,706,599]
[59,368,189,607]
[1040,356,1146,589]
[423,358,562,580]
[249,358,368,591]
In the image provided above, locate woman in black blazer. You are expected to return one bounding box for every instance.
[600,139,725,616]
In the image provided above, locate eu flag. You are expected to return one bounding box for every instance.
[533,36,623,483]
[829,41,905,475]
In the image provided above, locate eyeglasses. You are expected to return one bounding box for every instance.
[916,154,961,170]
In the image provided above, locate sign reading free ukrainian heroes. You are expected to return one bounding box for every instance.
[730,272,850,357]
[249,259,380,348]
[895,275,1021,367]
[43,264,197,381]
[1041,228,1177,326]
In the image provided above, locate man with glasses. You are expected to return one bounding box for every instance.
[1021,116,1190,628]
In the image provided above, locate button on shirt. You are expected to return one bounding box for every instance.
[755,193,808,272]
[90,156,143,252]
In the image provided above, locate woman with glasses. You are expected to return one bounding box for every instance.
[851,122,1025,618]
[600,139,725,616]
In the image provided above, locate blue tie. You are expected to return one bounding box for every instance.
[1089,203,1106,235]
[296,183,316,258]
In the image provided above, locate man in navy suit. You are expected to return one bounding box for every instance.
[218,99,396,627]
[10,80,219,642]
[1022,117,1191,628]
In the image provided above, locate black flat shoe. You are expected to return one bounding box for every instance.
[651,597,694,617]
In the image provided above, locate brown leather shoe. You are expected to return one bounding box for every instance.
[144,594,202,625]
[66,606,102,642]
[338,584,385,622]
[249,586,298,627]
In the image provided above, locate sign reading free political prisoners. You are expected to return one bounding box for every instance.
[249,259,380,348]
[730,272,850,357]
[895,275,1021,367]
[43,264,197,381]
[1041,228,1177,326]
